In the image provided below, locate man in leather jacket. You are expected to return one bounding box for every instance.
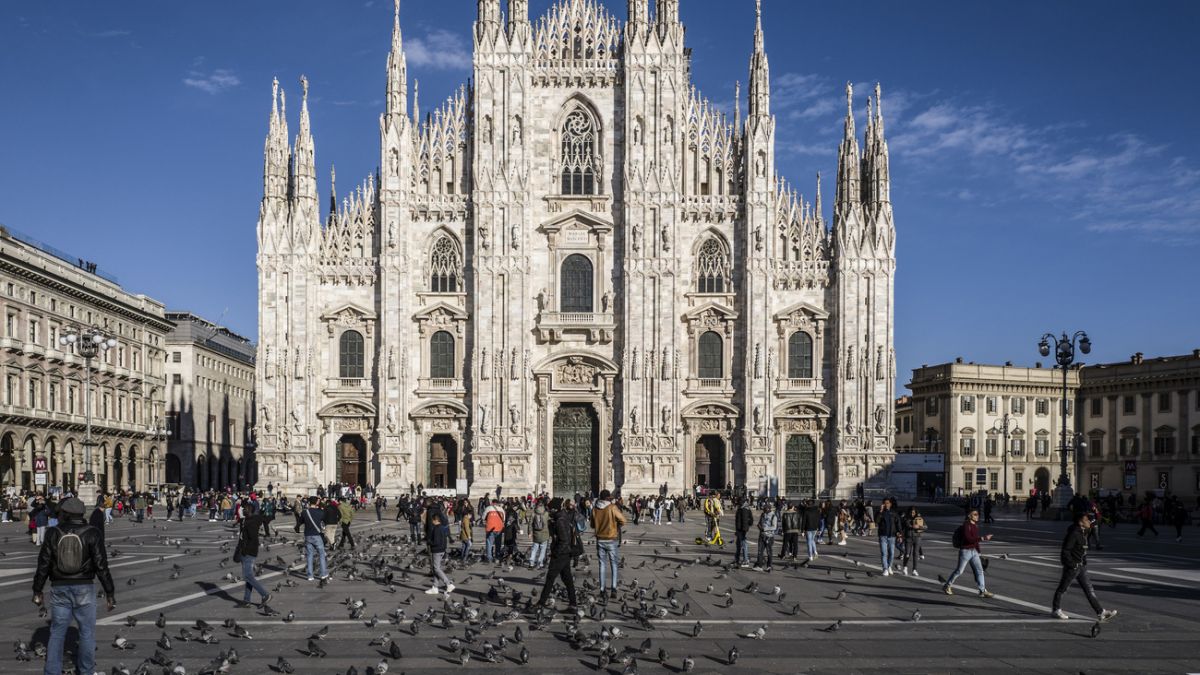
[33,496,116,675]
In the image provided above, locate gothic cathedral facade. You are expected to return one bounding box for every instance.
[255,0,896,498]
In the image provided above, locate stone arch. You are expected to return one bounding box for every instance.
[425,227,464,293]
[556,95,603,195]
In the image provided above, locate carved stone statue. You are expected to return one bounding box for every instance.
[479,404,490,434]
[846,346,855,380]
[661,225,670,251]
[479,226,490,249]
[291,406,304,434]
[261,405,272,433]
[754,224,763,251]
[510,225,519,250]
[631,348,639,380]
[388,347,397,380]
[510,348,519,380]
[386,402,398,433]
[661,405,671,434]
[874,404,885,433]
[537,288,548,312]
[845,406,854,434]
[661,348,670,380]
[509,404,520,434]
[753,405,763,434]
[480,348,489,380]
[631,224,641,252]
[602,291,611,313]
[754,343,762,379]
[630,406,640,434]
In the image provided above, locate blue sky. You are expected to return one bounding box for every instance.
[3,1,1198,390]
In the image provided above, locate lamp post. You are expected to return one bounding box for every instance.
[59,325,117,504]
[991,413,1022,502]
[1038,330,1090,511]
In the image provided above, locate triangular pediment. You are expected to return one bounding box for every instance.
[539,208,613,234]
[774,301,829,322]
[412,300,468,322]
[320,303,376,322]
[683,301,738,322]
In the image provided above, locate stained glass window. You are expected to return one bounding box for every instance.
[561,108,598,195]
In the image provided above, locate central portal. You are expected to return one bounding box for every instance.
[695,435,726,490]
[552,404,598,497]
[337,434,367,486]
[427,434,457,489]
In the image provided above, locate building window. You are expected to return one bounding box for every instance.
[1123,395,1135,415]
[1119,435,1138,456]
[695,238,731,293]
[48,382,57,412]
[698,331,723,379]
[961,396,975,413]
[1035,399,1049,415]
[560,106,599,195]
[560,254,594,312]
[1158,392,1171,412]
[6,313,14,337]
[1011,438,1025,456]
[1154,435,1176,456]
[986,397,997,415]
[989,472,998,491]
[172,373,182,385]
[339,330,365,379]
[925,397,939,415]
[902,417,911,433]
[29,320,39,344]
[1014,471,1024,492]
[172,351,181,363]
[429,330,455,379]
[28,380,39,409]
[962,469,972,489]
[1035,439,1049,456]
[985,437,998,456]
[1012,398,1025,415]
[429,235,462,293]
[975,468,987,487]
[68,386,76,414]
[1090,397,1102,416]
[960,438,975,456]
[787,332,813,379]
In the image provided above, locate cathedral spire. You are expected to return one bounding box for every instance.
[328,164,337,222]
[293,75,317,210]
[815,171,824,223]
[734,80,742,132]
[411,78,420,129]
[868,83,891,207]
[386,0,408,121]
[507,0,530,43]
[748,0,770,118]
[657,0,679,25]
[835,82,861,212]
[628,0,648,28]
[476,0,501,43]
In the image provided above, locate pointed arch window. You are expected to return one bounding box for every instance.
[698,331,724,379]
[429,331,455,379]
[560,107,599,195]
[339,330,365,379]
[788,332,814,379]
[695,237,731,293]
[560,254,594,312]
[429,235,462,293]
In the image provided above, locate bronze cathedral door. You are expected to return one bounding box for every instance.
[552,404,597,497]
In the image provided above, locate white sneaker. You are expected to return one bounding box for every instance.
[425,586,440,595]
[445,584,456,594]
[912,570,919,577]
[1052,609,1069,620]
[902,568,909,576]
[1098,609,1118,622]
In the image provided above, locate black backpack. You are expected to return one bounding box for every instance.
[55,526,92,575]
[951,525,965,549]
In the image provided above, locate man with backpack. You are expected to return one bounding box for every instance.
[1051,510,1117,622]
[32,496,115,675]
[482,499,505,563]
[734,498,754,567]
[591,489,626,598]
[942,508,995,598]
[529,501,550,569]
[535,498,579,611]
[753,501,779,572]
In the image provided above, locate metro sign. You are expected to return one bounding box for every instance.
[33,456,48,473]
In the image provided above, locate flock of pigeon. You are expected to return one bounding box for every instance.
[11,517,1078,673]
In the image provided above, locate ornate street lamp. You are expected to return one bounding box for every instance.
[990,414,1022,500]
[59,325,117,501]
[1038,331,1090,509]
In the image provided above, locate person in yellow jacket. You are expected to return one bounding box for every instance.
[703,493,723,542]
[336,499,356,550]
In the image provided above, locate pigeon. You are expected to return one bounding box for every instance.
[274,656,295,673]
[727,646,739,665]
[283,610,295,623]
[692,621,703,638]
[157,633,173,650]
[232,624,253,639]
[639,638,652,654]
[310,625,329,640]
[125,616,139,627]
[911,610,922,622]
[823,619,843,633]
[519,646,530,664]
[388,641,402,659]
[744,624,766,640]
[306,639,326,657]
[112,634,136,650]
[156,613,167,629]
[457,647,471,666]
[682,655,695,672]
[375,659,389,674]
[833,590,847,601]
[622,657,639,674]
[657,647,669,664]
[1090,622,1101,639]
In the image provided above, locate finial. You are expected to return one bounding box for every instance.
[845,82,853,116]
[331,164,336,190]
[280,88,286,117]
[874,82,883,120]
[300,75,309,101]
[413,78,420,124]
[756,0,762,23]
[394,0,400,21]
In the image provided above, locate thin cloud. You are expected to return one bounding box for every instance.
[407,29,472,70]
[183,69,241,95]
[89,29,131,38]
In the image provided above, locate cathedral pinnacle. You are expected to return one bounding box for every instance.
[748,0,770,118]
[386,0,408,121]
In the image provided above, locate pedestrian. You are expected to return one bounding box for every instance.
[801,500,821,561]
[876,498,900,575]
[664,496,675,524]
[900,505,926,576]
[374,494,386,522]
[535,498,579,610]
[780,501,801,560]
[1136,499,1158,537]
[32,496,116,675]
[482,499,504,563]
[322,498,340,546]
[425,512,455,595]
[529,501,549,570]
[1051,511,1118,622]
[134,493,147,523]
[942,508,995,598]
[336,497,356,550]
[458,502,474,559]
[734,498,753,567]
[299,496,329,582]
[591,489,626,598]
[235,502,272,608]
[502,504,520,560]
[1168,498,1187,542]
[754,501,778,571]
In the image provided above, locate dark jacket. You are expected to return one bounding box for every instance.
[429,523,450,554]
[301,507,325,537]
[239,514,267,558]
[88,507,106,539]
[1060,523,1088,568]
[780,509,801,534]
[322,503,340,526]
[901,512,925,538]
[801,505,822,531]
[876,509,901,537]
[549,509,576,558]
[735,506,754,534]
[33,518,116,599]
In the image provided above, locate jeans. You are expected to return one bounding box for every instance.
[36,525,46,545]
[945,548,986,591]
[241,555,269,602]
[596,539,620,590]
[755,534,775,568]
[304,534,328,579]
[430,552,452,588]
[529,541,548,567]
[735,533,749,564]
[105,508,112,523]
[460,539,471,559]
[1052,565,1103,614]
[805,530,818,559]
[879,536,896,570]
[485,532,502,562]
[45,584,96,675]
[902,536,921,571]
[136,508,145,523]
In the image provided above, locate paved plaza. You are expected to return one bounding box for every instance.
[2,506,1198,674]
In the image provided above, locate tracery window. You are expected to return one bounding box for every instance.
[339,330,364,379]
[560,108,598,195]
[560,254,594,312]
[429,331,455,379]
[698,331,723,379]
[429,236,462,293]
[788,332,814,379]
[695,237,730,293]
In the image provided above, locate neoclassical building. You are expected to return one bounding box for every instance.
[255,0,897,497]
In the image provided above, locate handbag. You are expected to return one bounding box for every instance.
[305,509,331,547]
